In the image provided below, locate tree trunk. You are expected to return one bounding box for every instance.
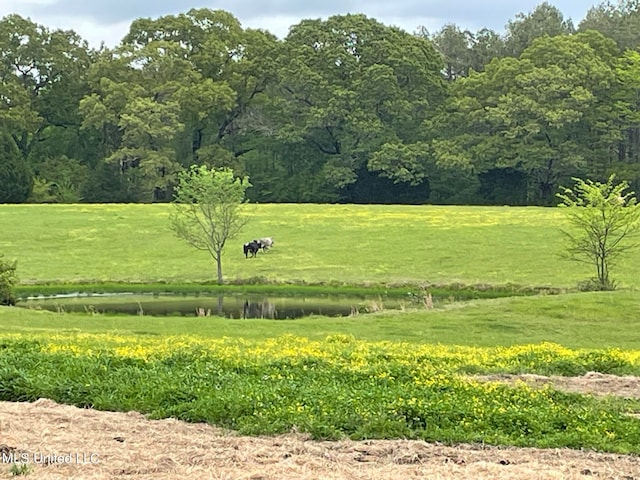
[216,253,223,284]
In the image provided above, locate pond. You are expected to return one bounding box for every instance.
[18,293,411,319]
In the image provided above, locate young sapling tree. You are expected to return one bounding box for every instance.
[170,166,250,284]
[557,174,640,290]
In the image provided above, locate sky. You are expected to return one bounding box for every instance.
[0,0,600,48]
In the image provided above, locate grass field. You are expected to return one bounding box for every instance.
[0,203,637,288]
[1,203,640,453]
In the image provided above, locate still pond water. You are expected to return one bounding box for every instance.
[19,293,410,319]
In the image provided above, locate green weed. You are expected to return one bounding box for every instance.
[0,334,639,453]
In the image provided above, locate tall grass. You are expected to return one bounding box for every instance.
[1,204,636,288]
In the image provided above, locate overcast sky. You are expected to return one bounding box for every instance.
[1,0,599,48]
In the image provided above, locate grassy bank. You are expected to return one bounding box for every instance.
[3,291,639,349]
[13,281,557,303]
[1,203,637,288]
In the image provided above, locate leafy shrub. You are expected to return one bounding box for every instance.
[0,255,18,305]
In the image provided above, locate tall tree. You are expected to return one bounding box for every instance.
[429,24,474,81]
[468,28,506,73]
[79,47,192,201]
[275,14,445,197]
[579,0,640,51]
[431,31,620,204]
[425,25,505,79]
[79,9,277,201]
[0,15,92,177]
[504,2,575,57]
[614,50,640,192]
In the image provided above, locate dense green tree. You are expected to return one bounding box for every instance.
[123,9,278,170]
[610,50,640,193]
[468,28,506,73]
[504,2,575,57]
[0,132,32,203]
[3,7,640,206]
[425,25,505,79]
[429,24,474,81]
[244,141,338,203]
[0,15,92,172]
[579,0,640,50]
[80,46,207,201]
[79,9,277,201]
[431,32,620,204]
[274,14,445,198]
[28,155,88,202]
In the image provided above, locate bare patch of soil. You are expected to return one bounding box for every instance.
[474,371,640,400]
[1,373,639,480]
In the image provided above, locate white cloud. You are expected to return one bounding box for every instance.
[242,14,299,39]
[0,0,55,17]
[0,0,596,49]
[53,17,131,48]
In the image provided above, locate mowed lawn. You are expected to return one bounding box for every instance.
[0,203,636,288]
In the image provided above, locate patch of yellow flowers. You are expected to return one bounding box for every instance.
[16,332,640,375]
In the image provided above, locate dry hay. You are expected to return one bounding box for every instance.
[473,371,640,400]
[1,373,640,479]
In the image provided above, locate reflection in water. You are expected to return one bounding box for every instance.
[243,300,276,319]
[19,293,398,319]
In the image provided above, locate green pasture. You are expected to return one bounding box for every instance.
[2,203,640,454]
[0,203,636,288]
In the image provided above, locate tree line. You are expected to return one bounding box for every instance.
[1,1,640,206]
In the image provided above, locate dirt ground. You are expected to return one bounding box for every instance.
[1,373,640,480]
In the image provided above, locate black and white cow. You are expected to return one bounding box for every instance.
[243,240,261,258]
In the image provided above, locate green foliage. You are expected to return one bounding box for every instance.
[557,174,640,290]
[0,14,91,174]
[504,2,575,57]
[28,155,88,203]
[579,0,640,50]
[427,24,475,81]
[274,13,445,194]
[78,9,274,202]
[3,8,640,205]
[431,31,621,205]
[0,133,32,203]
[9,463,31,476]
[1,334,640,452]
[170,166,250,283]
[0,254,18,305]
